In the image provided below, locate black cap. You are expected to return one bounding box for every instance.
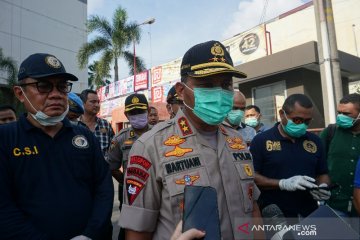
[18,53,78,81]
[180,40,247,78]
[125,93,148,112]
[166,86,182,104]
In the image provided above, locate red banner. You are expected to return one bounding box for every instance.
[134,71,148,92]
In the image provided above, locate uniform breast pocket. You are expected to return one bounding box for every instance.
[234,161,255,213]
[164,167,211,222]
[71,151,93,180]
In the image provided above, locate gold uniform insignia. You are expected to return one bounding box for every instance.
[226,136,246,150]
[131,96,139,104]
[164,135,185,146]
[164,135,193,157]
[243,164,253,177]
[130,130,135,138]
[303,140,317,153]
[165,146,193,157]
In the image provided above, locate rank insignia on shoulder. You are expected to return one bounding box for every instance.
[303,140,317,153]
[109,140,117,151]
[226,136,246,150]
[175,174,200,185]
[178,117,193,136]
[130,130,135,138]
[126,178,145,205]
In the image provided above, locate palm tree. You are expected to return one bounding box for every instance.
[78,6,146,82]
[0,48,19,109]
[88,61,111,89]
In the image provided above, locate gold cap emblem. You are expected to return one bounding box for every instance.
[45,56,61,68]
[131,96,139,104]
[211,43,225,56]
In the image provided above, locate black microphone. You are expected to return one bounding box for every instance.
[261,204,290,240]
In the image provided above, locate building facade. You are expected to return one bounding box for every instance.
[0,0,87,92]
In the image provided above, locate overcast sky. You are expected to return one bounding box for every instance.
[87,0,311,80]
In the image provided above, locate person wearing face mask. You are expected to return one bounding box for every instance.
[0,53,114,240]
[222,90,256,147]
[250,94,330,220]
[166,85,184,119]
[320,93,360,218]
[244,105,270,134]
[119,41,264,240]
[107,93,152,240]
[67,92,87,128]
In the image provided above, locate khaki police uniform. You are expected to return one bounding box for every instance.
[119,109,260,240]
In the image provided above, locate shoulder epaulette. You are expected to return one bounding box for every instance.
[138,119,175,142]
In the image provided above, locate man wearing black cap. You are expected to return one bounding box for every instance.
[166,85,183,119]
[119,41,263,240]
[107,93,151,240]
[0,53,114,240]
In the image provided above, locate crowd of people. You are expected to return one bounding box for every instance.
[1,40,360,240]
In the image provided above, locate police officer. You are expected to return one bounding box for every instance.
[0,53,114,239]
[67,92,87,127]
[107,93,151,239]
[166,85,183,119]
[119,41,263,240]
[251,94,330,219]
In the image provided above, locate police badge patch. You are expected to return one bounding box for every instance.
[72,135,89,148]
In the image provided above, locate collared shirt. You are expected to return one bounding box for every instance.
[257,122,271,134]
[0,115,114,239]
[119,109,260,240]
[320,126,360,214]
[93,117,115,156]
[251,123,328,217]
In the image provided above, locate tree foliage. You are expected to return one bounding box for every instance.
[78,6,146,83]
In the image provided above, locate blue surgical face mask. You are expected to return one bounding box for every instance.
[183,84,234,125]
[282,112,308,138]
[128,113,148,129]
[245,117,259,128]
[336,113,359,129]
[21,87,69,126]
[227,110,244,126]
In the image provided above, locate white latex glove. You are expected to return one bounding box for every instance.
[310,183,331,201]
[279,175,318,191]
[70,235,91,240]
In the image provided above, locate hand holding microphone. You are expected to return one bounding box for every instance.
[279,175,318,191]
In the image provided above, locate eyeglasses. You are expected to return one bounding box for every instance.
[19,81,72,93]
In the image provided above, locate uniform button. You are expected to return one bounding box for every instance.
[350,172,354,175]
[352,147,356,150]
[350,184,354,188]
[351,159,354,162]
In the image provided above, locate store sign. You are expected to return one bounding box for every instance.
[239,33,260,55]
[151,86,163,103]
[134,71,148,91]
[152,66,162,85]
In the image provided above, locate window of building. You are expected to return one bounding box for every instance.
[252,81,286,126]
